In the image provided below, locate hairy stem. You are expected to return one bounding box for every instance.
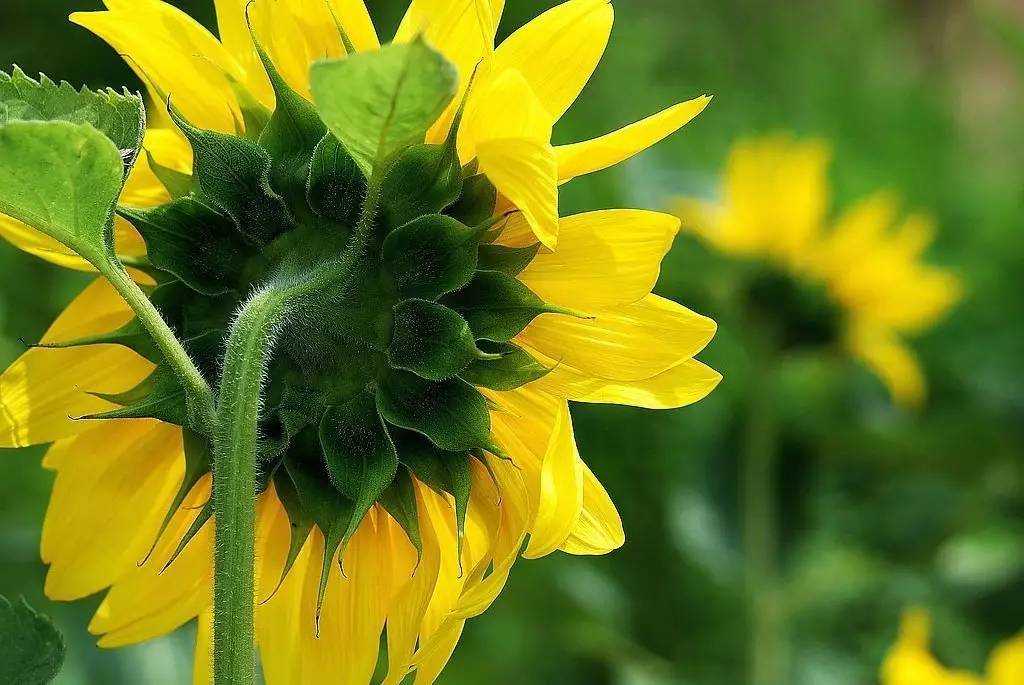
[743,356,785,685]
[210,168,383,685]
[101,264,216,431]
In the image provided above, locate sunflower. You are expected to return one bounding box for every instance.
[676,135,960,407]
[881,609,1024,685]
[0,0,719,682]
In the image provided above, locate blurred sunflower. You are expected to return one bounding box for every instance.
[676,135,960,407]
[882,609,1024,685]
[0,0,719,683]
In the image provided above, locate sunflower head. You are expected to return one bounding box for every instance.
[0,1,719,682]
[676,134,960,406]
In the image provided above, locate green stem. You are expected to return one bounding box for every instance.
[101,264,215,431]
[743,355,784,685]
[210,168,383,685]
[212,285,287,685]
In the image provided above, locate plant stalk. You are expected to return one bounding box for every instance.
[743,355,784,685]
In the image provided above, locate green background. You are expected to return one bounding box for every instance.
[1,0,1022,683]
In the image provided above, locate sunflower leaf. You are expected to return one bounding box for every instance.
[0,595,65,685]
[310,37,458,176]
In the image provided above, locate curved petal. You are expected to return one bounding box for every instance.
[522,400,584,558]
[42,420,184,600]
[517,209,680,310]
[490,0,612,122]
[90,476,213,647]
[988,633,1024,685]
[0,279,153,447]
[559,461,624,555]
[518,295,716,382]
[556,96,711,183]
[477,138,558,248]
[531,356,722,409]
[193,608,214,685]
[72,0,244,133]
[846,323,926,408]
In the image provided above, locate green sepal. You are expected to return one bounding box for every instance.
[168,105,294,245]
[442,270,575,342]
[388,299,497,381]
[392,429,471,562]
[224,75,272,141]
[33,316,158,362]
[251,32,327,219]
[318,391,399,549]
[446,173,496,227]
[282,431,355,625]
[476,243,540,276]
[86,363,188,425]
[263,462,314,603]
[376,369,496,453]
[381,214,486,300]
[306,133,365,227]
[379,139,462,230]
[158,499,212,574]
[0,594,65,685]
[0,66,144,159]
[309,37,458,176]
[144,149,192,199]
[378,466,422,561]
[140,428,212,567]
[118,198,250,295]
[460,341,550,391]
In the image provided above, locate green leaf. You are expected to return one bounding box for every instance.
[380,140,462,229]
[442,270,573,342]
[0,66,144,156]
[0,120,125,266]
[0,595,65,685]
[378,466,422,559]
[392,429,471,556]
[477,243,541,276]
[169,107,294,245]
[381,214,486,300]
[388,299,496,381]
[446,173,496,226]
[460,341,550,391]
[118,198,250,295]
[306,133,365,227]
[376,369,495,452]
[252,34,327,217]
[310,37,458,176]
[319,391,399,545]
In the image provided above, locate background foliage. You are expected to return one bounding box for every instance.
[0,0,1021,683]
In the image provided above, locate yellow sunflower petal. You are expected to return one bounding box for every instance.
[559,461,624,555]
[256,529,311,684]
[523,400,584,558]
[72,0,243,132]
[516,209,680,310]
[518,295,717,382]
[846,323,926,408]
[412,618,466,685]
[988,632,1024,685]
[490,0,613,122]
[90,476,213,647]
[476,137,558,248]
[0,279,153,448]
[556,96,711,183]
[42,421,184,600]
[396,0,504,143]
[193,608,214,685]
[532,356,722,409]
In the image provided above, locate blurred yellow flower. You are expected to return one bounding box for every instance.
[0,1,718,683]
[882,608,1024,685]
[676,135,960,407]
